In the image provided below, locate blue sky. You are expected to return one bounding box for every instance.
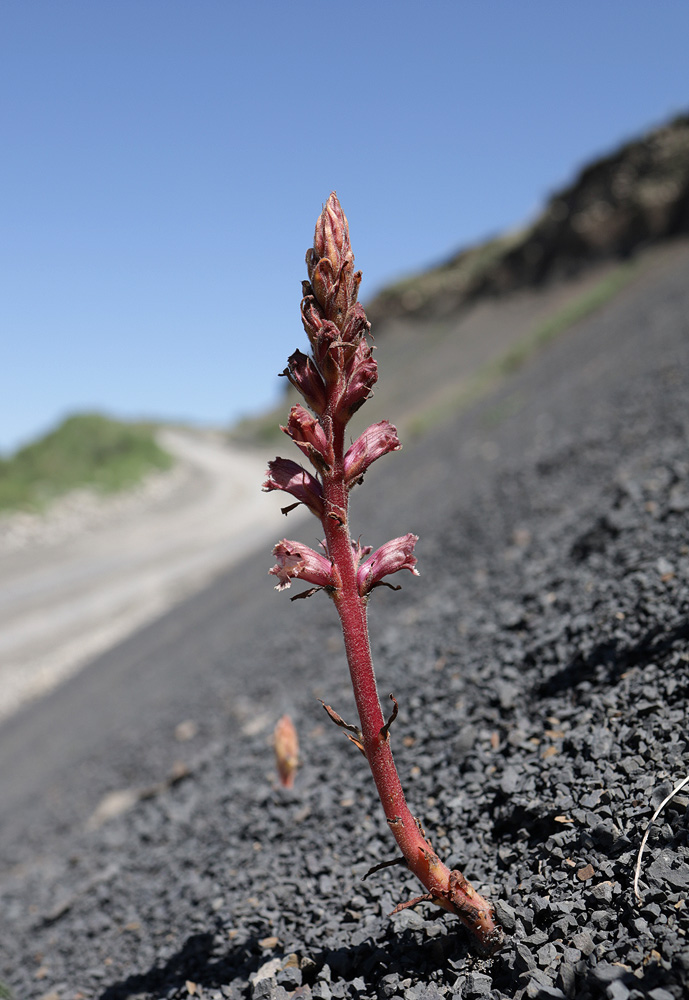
[2,1,688,455]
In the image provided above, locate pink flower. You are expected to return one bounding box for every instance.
[357,533,419,596]
[263,458,324,518]
[269,539,334,592]
[344,421,401,486]
[282,405,333,472]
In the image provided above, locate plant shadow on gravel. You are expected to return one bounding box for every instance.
[97,922,473,999]
[98,928,250,1000]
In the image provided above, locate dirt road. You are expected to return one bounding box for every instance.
[0,428,300,720]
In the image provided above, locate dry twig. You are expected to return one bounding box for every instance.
[633,772,689,902]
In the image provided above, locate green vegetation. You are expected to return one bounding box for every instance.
[407,260,639,438]
[0,413,173,513]
[492,260,639,378]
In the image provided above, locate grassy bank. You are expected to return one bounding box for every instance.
[0,413,173,513]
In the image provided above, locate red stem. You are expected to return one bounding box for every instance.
[320,414,503,953]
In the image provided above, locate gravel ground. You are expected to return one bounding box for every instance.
[1,243,688,1000]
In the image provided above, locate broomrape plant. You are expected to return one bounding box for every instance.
[264,194,503,954]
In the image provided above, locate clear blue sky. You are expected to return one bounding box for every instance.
[2,1,688,455]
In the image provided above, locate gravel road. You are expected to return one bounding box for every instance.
[0,241,688,1000]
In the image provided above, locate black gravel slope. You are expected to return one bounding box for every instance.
[1,242,688,1000]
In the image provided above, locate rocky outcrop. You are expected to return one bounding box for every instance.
[368,112,689,324]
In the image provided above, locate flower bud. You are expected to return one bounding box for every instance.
[306,194,362,334]
[338,339,378,418]
[357,533,419,596]
[273,714,299,788]
[310,256,337,313]
[280,350,328,414]
[282,405,333,471]
[342,301,370,343]
[352,538,373,563]
[300,297,343,377]
[300,294,326,344]
[311,193,352,279]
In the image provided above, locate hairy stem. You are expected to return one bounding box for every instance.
[321,415,503,954]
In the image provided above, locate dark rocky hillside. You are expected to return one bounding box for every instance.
[368,113,689,325]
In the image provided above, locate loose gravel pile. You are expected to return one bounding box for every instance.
[1,245,688,1000]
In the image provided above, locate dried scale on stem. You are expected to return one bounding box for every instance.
[263,194,504,954]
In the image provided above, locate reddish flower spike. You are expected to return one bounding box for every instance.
[263,194,504,954]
